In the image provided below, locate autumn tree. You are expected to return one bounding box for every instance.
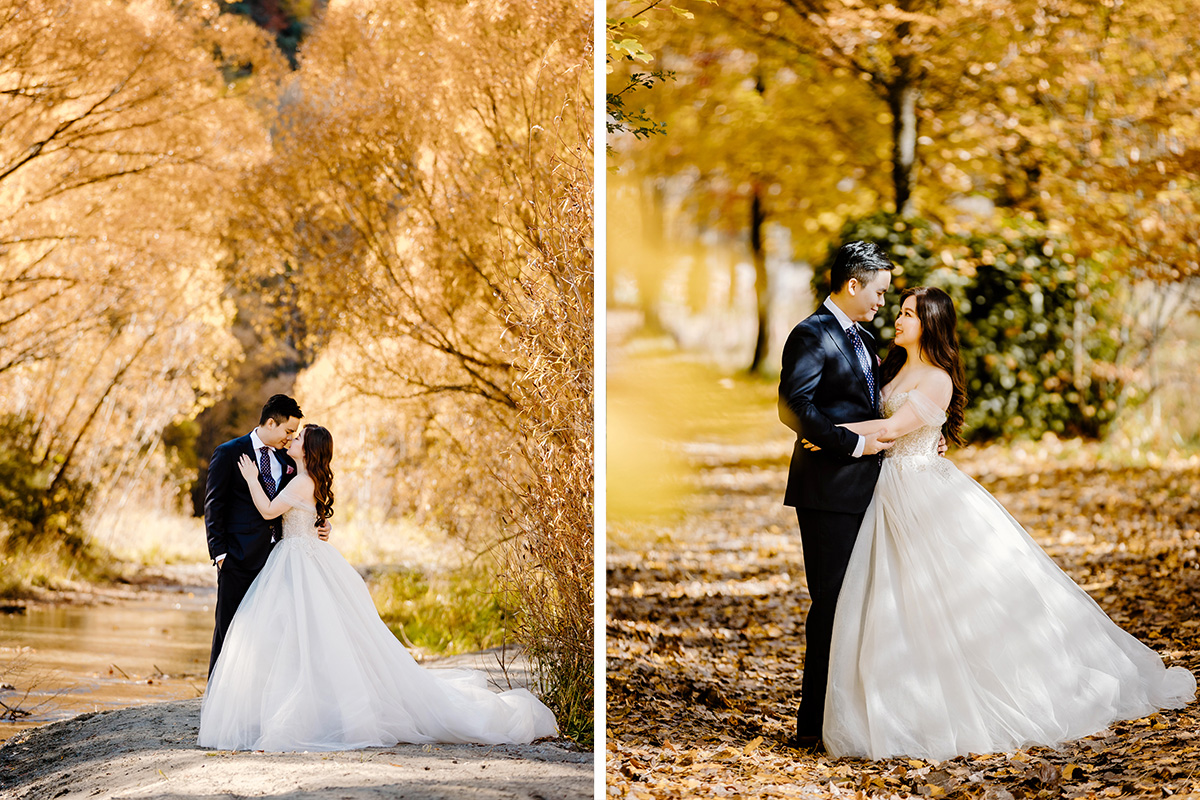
[612,0,1200,408]
[962,0,1200,280]
[0,0,283,555]
[610,11,890,369]
[230,0,594,740]
[697,0,1033,218]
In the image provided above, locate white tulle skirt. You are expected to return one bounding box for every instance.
[824,455,1195,761]
[198,536,559,752]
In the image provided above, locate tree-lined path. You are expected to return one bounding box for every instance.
[606,353,1200,799]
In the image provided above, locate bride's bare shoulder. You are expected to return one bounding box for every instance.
[282,474,317,502]
[914,367,953,408]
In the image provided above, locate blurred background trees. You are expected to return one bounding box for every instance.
[0,0,592,741]
[607,0,1200,450]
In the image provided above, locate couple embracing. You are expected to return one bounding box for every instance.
[198,395,557,752]
[780,241,1195,761]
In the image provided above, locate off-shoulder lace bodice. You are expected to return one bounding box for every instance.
[881,390,947,467]
[277,482,320,540]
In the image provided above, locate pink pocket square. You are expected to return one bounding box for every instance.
[286,465,295,475]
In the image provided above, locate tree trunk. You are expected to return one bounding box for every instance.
[638,179,669,333]
[888,70,919,217]
[748,184,770,374]
[1072,262,1086,394]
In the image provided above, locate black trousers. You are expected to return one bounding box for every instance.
[208,560,259,677]
[794,507,867,739]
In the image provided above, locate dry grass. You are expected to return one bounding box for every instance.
[87,506,462,570]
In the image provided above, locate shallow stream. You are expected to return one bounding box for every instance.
[0,583,214,744]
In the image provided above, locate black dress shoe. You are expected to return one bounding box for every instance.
[784,735,824,753]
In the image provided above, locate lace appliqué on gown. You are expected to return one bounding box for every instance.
[823,390,1196,761]
[880,390,954,477]
[198,483,558,752]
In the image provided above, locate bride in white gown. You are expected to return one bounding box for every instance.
[198,424,559,752]
[822,287,1195,761]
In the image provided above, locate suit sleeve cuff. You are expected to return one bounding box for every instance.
[213,553,226,566]
[851,435,866,459]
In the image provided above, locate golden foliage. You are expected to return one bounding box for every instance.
[231,0,594,738]
[0,0,283,548]
[612,0,1200,276]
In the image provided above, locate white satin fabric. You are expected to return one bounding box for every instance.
[824,390,1195,761]
[198,484,558,752]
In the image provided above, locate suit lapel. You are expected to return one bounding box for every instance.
[820,308,873,401]
[237,435,267,494]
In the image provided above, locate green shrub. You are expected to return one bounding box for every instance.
[0,413,94,555]
[369,564,511,656]
[814,213,1126,440]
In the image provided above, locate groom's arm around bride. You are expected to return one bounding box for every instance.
[778,326,892,462]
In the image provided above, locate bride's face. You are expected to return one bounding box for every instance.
[893,296,922,349]
[287,429,305,464]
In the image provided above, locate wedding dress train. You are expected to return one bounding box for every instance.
[198,485,558,751]
[823,389,1195,761]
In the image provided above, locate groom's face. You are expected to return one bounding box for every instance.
[846,270,891,322]
[261,416,301,448]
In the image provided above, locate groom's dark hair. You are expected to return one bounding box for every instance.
[830,240,894,293]
[260,394,303,425]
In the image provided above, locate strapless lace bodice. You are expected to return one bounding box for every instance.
[281,506,320,539]
[881,391,946,468]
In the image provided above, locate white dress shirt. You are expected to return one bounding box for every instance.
[823,297,868,459]
[249,429,283,487]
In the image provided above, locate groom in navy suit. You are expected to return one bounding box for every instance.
[204,394,329,676]
[778,241,895,748]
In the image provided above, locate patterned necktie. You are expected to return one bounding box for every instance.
[846,325,877,408]
[258,446,277,499]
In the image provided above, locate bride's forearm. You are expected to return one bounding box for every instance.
[875,404,929,441]
[245,479,276,518]
[839,419,886,436]
[244,477,289,519]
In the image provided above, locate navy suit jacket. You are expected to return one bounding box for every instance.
[778,304,884,512]
[204,434,297,573]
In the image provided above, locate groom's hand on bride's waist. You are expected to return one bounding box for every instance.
[315,519,331,541]
[800,431,893,456]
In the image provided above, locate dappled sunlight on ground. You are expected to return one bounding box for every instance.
[606,347,1200,799]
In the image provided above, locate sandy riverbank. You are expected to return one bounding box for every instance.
[0,649,593,800]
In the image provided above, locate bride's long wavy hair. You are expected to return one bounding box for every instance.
[878,286,968,446]
[301,425,335,523]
